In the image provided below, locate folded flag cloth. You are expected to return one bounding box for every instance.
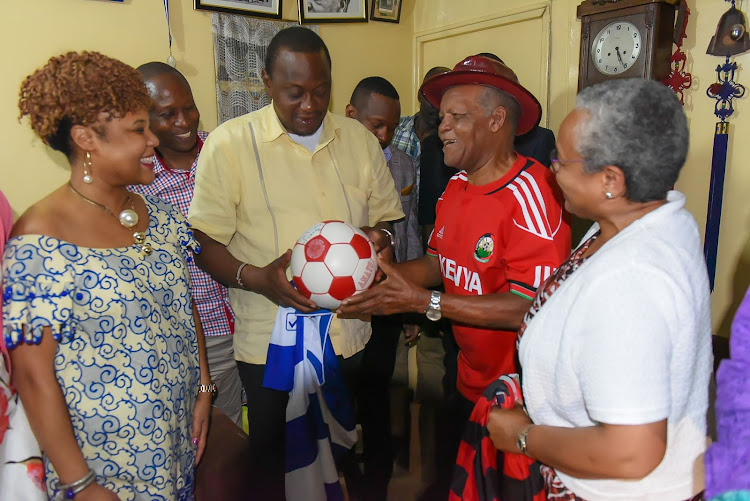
[451,374,546,501]
[263,306,357,501]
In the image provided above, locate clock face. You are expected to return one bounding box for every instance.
[592,21,642,75]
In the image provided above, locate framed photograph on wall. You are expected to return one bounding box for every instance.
[370,0,401,23]
[194,0,283,20]
[299,0,368,24]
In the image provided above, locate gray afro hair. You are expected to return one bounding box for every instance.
[575,79,689,202]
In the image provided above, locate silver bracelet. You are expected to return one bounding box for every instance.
[380,228,395,247]
[236,262,249,289]
[53,469,96,500]
[198,382,218,394]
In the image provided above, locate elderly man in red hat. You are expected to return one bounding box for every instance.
[339,55,571,497]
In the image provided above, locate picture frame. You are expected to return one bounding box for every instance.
[370,0,401,23]
[299,0,368,24]
[194,0,283,20]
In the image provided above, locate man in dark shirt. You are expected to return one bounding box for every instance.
[478,52,555,168]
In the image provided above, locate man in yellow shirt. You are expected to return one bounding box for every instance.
[188,27,403,499]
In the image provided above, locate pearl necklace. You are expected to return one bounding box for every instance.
[68,183,152,255]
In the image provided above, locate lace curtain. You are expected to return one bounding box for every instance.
[212,14,319,125]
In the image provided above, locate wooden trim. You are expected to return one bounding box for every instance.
[577,0,679,19]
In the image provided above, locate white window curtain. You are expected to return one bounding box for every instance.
[212,14,319,124]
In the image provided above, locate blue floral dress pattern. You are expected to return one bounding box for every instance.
[2,196,201,500]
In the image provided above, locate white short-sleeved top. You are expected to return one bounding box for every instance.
[519,191,712,500]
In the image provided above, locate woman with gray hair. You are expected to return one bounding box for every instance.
[486,78,711,500]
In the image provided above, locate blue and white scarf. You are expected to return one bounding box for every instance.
[263,307,357,501]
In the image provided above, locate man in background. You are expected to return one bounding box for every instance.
[131,62,243,427]
[346,76,421,500]
[391,66,451,167]
[346,77,421,264]
[477,52,556,168]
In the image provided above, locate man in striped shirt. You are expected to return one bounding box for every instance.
[338,55,570,499]
[130,62,242,427]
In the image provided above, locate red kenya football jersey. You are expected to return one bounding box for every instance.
[427,155,570,402]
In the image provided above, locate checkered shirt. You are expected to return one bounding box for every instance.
[392,115,421,200]
[129,131,234,337]
[392,115,420,160]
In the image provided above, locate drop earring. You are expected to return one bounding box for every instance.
[83,151,93,184]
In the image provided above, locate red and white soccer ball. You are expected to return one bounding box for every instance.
[290,221,378,310]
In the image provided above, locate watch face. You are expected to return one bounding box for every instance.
[592,21,642,75]
[426,308,442,322]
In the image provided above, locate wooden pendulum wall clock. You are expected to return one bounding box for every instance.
[577,0,680,91]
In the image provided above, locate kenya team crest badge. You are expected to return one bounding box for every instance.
[474,233,495,263]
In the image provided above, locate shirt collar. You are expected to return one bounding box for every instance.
[400,114,416,128]
[384,145,392,162]
[153,134,204,175]
[260,103,339,151]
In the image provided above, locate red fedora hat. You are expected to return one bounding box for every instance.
[419,55,542,136]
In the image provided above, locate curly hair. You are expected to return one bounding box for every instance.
[18,51,152,157]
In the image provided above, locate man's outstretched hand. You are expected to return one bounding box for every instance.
[338,255,430,317]
[253,249,319,313]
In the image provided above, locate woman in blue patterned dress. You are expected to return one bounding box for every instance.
[4,51,212,500]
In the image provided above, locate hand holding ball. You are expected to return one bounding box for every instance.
[290,221,378,310]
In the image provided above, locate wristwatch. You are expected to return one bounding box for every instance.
[198,383,217,395]
[516,424,534,455]
[425,290,442,321]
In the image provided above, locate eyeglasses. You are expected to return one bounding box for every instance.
[549,148,585,173]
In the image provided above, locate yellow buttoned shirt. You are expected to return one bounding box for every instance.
[188,105,404,364]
